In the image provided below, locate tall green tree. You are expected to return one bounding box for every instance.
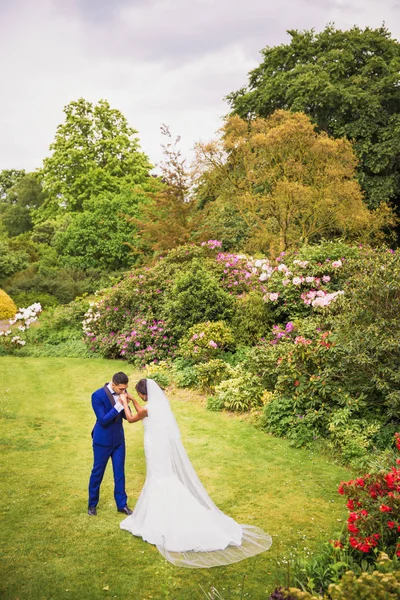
[53,187,148,271]
[39,98,152,216]
[228,26,400,211]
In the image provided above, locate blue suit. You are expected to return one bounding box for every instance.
[88,384,128,510]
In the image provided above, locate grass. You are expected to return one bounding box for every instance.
[0,356,352,600]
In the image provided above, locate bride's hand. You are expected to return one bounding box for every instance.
[120,393,128,404]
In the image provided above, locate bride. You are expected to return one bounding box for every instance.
[119,378,272,568]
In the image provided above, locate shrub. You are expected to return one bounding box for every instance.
[231,290,275,345]
[171,358,199,388]
[0,302,42,353]
[329,247,400,418]
[178,321,235,363]
[196,359,233,393]
[0,289,17,319]
[12,291,58,309]
[142,361,171,389]
[163,259,234,338]
[275,560,400,599]
[212,365,264,412]
[335,435,400,560]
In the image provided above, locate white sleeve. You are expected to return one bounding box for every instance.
[114,401,124,413]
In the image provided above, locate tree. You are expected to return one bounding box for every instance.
[228,26,400,211]
[39,98,152,215]
[0,172,45,237]
[131,125,198,259]
[194,111,394,254]
[53,187,148,271]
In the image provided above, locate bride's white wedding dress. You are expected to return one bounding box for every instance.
[120,380,272,568]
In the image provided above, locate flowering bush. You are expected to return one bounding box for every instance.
[178,321,235,363]
[86,314,176,366]
[335,434,400,559]
[0,302,42,352]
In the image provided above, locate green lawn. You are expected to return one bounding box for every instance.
[0,357,351,600]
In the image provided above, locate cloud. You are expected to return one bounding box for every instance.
[0,0,399,172]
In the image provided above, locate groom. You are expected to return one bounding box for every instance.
[88,371,136,516]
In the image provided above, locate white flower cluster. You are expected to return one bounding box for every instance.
[82,302,102,336]
[246,257,275,282]
[311,290,344,308]
[0,302,41,345]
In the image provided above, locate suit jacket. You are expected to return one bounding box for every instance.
[91,384,127,447]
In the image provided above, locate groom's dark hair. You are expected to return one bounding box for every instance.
[112,372,129,385]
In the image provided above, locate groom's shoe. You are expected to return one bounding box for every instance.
[88,506,97,516]
[118,506,133,515]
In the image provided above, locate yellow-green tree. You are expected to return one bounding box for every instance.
[194,111,394,255]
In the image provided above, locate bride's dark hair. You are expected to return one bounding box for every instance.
[135,378,148,396]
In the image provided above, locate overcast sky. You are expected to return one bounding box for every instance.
[0,0,399,172]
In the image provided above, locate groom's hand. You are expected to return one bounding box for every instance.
[126,392,134,403]
[120,393,128,404]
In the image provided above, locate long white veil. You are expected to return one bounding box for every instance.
[144,379,272,568]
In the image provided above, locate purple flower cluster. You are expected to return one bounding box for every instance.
[115,317,176,366]
[216,253,263,293]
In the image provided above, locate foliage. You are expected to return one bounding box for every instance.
[231,290,275,345]
[131,125,198,259]
[211,364,263,412]
[196,359,233,393]
[178,321,235,363]
[38,98,152,216]
[171,358,199,389]
[142,361,171,389]
[336,438,400,559]
[0,289,17,320]
[277,566,400,599]
[194,111,390,255]
[0,302,42,352]
[0,172,45,237]
[228,25,400,211]
[329,247,400,419]
[53,189,147,271]
[162,259,234,338]
[0,238,30,280]
[3,263,115,305]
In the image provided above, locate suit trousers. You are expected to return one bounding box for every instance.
[88,442,127,509]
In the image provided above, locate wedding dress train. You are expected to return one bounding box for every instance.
[120,380,272,568]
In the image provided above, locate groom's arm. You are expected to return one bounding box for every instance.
[92,393,122,426]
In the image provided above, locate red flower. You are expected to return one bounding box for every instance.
[348,523,359,534]
[349,537,359,548]
[294,380,300,386]
[356,478,365,487]
[360,509,368,517]
[379,504,392,512]
[346,499,355,510]
[338,483,345,495]
[388,521,396,529]
[348,512,359,523]
[330,539,343,549]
